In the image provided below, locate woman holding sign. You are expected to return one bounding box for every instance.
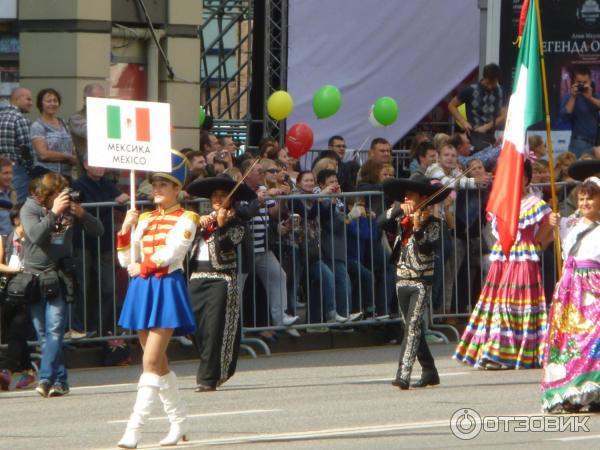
[116,150,198,448]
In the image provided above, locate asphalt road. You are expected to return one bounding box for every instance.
[1,343,598,450]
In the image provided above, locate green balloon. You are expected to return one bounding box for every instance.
[312,85,342,119]
[199,106,206,126]
[372,96,398,126]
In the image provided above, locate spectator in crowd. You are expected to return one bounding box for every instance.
[237,158,299,333]
[223,166,242,182]
[212,153,229,175]
[72,159,129,337]
[258,137,280,160]
[531,160,552,201]
[345,196,391,318]
[202,132,222,165]
[432,133,450,151]
[328,135,360,192]
[448,63,508,152]
[451,132,501,172]
[453,159,490,313]
[67,83,105,179]
[592,146,600,159]
[408,131,432,163]
[0,87,34,203]
[367,138,392,165]
[316,169,361,322]
[555,151,577,182]
[278,147,300,185]
[409,141,438,176]
[22,173,103,397]
[0,206,37,391]
[219,135,238,156]
[0,158,16,237]
[426,144,490,189]
[560,66,600,158]
[312,156,338,181]
[287,171,341,329]
[31,88,76,178]
[185,150,208,184]
[528,135,547,161]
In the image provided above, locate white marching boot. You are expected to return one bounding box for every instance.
[159,371,189,446]
[118,373,161,449]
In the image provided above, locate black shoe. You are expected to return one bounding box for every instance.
[195,384,216,392]
[48,384,70,397]
[36,381,51,398]
[391,378,409,390]
[411,372,440,388]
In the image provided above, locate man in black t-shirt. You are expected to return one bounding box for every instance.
[448,63,507,152]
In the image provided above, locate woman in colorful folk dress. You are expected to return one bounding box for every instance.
[186,175,256,392]
[542,161,600,413]
[454,160,556,369]
[116,150,198,448]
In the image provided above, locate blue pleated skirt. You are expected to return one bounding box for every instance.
[118,270,196,336]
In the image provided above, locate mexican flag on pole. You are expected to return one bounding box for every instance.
[486,0,543,256]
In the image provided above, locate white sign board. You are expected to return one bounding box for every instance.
[87,97,172,172]
[0,0,17,19]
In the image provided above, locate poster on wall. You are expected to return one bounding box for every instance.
[500,0,600,132]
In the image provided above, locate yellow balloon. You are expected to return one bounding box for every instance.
[267,90,294,121]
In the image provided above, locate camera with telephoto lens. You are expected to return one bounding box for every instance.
[62,187,83,203]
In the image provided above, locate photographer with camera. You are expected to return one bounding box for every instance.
[561,66,600,158]
[20,172,103,397]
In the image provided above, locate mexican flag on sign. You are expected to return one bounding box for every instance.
[106,105,151,142]
[486,0,543,256]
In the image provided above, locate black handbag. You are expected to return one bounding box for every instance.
[7,271,40,304]
[39,270,61,298]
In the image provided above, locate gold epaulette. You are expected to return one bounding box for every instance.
[182,210,200,225]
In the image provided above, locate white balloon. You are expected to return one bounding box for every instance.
[369,105,385,128]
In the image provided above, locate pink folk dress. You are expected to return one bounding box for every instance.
[541,216,600,413]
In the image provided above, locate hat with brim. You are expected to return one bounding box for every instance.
[187,175,257,202]
[568,160,600,181]
[383,173,451,206]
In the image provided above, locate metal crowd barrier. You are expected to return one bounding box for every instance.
[0,182,576,352]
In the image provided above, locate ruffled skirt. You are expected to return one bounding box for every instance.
[118,270,196,336]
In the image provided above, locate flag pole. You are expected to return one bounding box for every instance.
[533,0,562,275]
[129,170,136,262]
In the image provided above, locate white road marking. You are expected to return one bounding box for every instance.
[107,409,280,424]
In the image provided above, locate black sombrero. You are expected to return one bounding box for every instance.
[568,160,600,181]
[383,173,451,206]
[187,174,257,202]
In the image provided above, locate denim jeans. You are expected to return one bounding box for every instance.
[12,163,31,204]
[330,260,351,316]
[29,296,68,386]
[347,260,375,313]
[307,260,336,323]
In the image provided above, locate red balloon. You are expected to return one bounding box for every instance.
[285,123,314,158]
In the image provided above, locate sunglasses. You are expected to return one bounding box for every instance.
[266,168,282,174]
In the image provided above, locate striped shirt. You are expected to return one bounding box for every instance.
[249,186,275,254]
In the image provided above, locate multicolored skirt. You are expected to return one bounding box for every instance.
[453,259,547,369]
[118,270,196,336]
[541,258,600,413]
